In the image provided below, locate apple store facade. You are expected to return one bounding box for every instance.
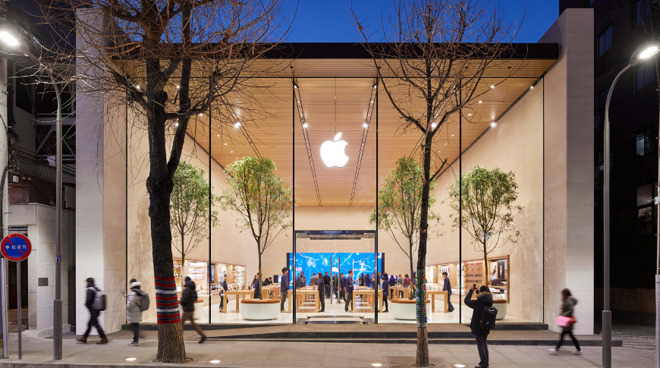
[75,10,595,335]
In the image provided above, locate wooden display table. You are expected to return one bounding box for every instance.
[390,285,412,300]
[352,287,382,312]
[294,287,320,313]
[223,289,254,313]
[262,285,281,300]
[426,290,449,312]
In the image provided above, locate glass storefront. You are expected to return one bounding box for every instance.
[125,71,545,325]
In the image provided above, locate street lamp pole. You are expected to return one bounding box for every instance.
[603,43,660,368]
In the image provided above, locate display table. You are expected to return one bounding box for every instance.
[262,285,281,299]
[390,286,412,300]
[426,290,449,313]
[223,289,254,313]
[352,287,382,312]
[294,288,320,313]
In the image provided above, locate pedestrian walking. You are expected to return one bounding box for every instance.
[549,288,582,355]
[180,276,207,343]
[442,272,454,312]
[381,273,389,312]
[218,279,228,312]
[126,278,149,346]
[464,285,493,368]
[317,272,325,312]
[77,277,108,344]
[323,272,331,299]
[280,267,290,312]
[345,269,354,312]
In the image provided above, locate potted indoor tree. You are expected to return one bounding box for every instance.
[370,157,437,319]
[221,156,292,320]
[448,166,523,319]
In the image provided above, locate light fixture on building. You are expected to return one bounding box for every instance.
[478,100,483,104]
[0,29,20,47]
[302,123,309,129]
[371,363,382,367]
[490,84,495,89]
[176,85,180,89]
[467,113,473,117]
[210,360,221,364]
[431,122,437,129]
[125,357,137,362]
[174,122,179,127]
[490,121,497,128]
[223,142,227,146]
[198,113,203,117]
[216,134,220,137]
[530,85,534,90]
[454,364,466,368]
[363,122,369,128]
[234,121,241,128]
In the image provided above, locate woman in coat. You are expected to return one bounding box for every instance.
[550,288,582,354]
[126,279,146,346]
[381,273,389,312]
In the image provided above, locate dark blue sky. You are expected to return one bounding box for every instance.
[281,1,558,43]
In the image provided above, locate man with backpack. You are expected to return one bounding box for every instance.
[77,277,108,344]
[464,285,497,368]
[126,278,149,346]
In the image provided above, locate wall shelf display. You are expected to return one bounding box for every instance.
[430,255,510,303]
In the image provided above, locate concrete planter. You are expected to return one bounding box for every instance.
[493,299,507,320]
[240,299,280,320]
[390,298,431,320]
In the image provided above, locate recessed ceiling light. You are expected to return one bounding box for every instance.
[210,360,221,364]
[454,364,466,368]
[234,122,241,128]
[302,123,309,129]
[125,357,137,362]
[491,122,497,128]
[444,143,448,146]
[371,363,382,367]
[223,142,227,146]
[370,100,374,104]
[198,113,203,117]
[174,122,179,127]
[363,122,369,128]
[135,85,141,90]
[478,100,483,104]
[216,134,220,137]
[530,85,535,90]
[230,150,233,153]
[431,123,437,129]
[467,113,473,117]
[176,85,180,89]
[451,134,455,137]
[490,84,495,89]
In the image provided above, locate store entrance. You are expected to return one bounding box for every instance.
[290,230,383,324]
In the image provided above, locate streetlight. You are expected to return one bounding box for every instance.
[0,25,64,361]
[603,42,660,368]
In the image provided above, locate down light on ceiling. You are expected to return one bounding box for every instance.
[174,122,179,127]
[125,357,137,362]
[454,364,466,368]
[210,360,221,364]
[371,364,383,367]
[302,123,309,129]
[467,113,473,117]
[320,132,349,168]
[491,121,497,128]
[478,100,483,104]
[176,85,180,89]
[530,85,535,90]
[431,122,437,129]
[490,84,495,89]
[363,122,369,128]
[234,121,241,128]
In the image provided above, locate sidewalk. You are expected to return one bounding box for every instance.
[0,326,652,368]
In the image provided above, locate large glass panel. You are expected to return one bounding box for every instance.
[293,231,378,323]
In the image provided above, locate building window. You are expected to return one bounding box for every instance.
[634,61,656,92]
[597,26,613,58]
[636,132,653,156]
[635,0,651,25]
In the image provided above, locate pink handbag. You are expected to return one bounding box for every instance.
[555,315,572,327]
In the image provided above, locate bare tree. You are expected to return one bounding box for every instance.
[39,0,287,362]
[355,0,516,365]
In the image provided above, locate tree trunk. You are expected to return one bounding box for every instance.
[409,238,415,300]
[180,236,186,290]
[145,53,186,361]
[258,251,263,300]
[483,241,489,287]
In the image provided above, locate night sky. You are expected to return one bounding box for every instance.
[281,1,558,43]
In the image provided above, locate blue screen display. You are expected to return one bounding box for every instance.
[286,252,384,286]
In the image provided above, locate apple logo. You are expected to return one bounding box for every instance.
[320,132,349,168]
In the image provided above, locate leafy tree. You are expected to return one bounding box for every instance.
[221,156,292,300]
[355,0,515,364]
[170,162,218,289]
[40,0,286,361]
[370,157,440,294]
[448,166,523,285]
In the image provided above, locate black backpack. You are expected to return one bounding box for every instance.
[479,305,498,331]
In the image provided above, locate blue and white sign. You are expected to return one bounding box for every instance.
[1,234,31,262]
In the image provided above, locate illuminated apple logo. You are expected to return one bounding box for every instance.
[320,132,349,168]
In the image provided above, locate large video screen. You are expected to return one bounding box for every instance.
[287,252,384,286]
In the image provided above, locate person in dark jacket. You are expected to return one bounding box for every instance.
[218,279,228,312]
[180,277,207,343]
[465,285,493,368]
[252,273,261,299]
[323,272,331,299]
[332,275,339,299]
[317,272,325,312]
[345,270,354,312]
[77,277,108,344]
[381,273,389,312]
[549,288,581,355]
[280,267,290,312]
[296,271,306,289]
[442,272,454,312]
[339,273,346,302]
[389,275,396,287]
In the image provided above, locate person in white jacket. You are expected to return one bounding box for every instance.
[126,279,148,346]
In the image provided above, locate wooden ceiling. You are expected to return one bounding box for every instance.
[185,55,556,208]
